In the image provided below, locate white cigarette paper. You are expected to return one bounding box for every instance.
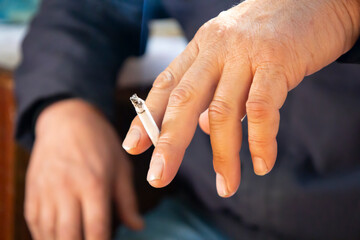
[130,94,160,146]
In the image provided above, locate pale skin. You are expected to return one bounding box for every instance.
[26,0,360,239]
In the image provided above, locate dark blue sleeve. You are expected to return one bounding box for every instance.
[15,0,148,149]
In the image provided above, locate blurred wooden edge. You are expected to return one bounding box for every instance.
[0,67,31,240]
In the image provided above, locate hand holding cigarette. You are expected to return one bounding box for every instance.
[122,0,360,197]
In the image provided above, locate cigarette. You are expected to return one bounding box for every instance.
[130,94,160,146]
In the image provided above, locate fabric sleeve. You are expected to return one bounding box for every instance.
[15,0,148,149]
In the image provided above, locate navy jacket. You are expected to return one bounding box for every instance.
[15,0,360,239]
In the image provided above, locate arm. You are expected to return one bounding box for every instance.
[15,0,146,148]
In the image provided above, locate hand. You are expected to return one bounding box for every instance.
[123,0,360,197]
[24,99,143,240]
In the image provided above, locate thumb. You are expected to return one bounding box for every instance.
[114,155,144,230]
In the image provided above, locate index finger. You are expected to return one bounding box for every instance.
[122,40,199,154]
[82,184,111,240]
[56,194,81,240]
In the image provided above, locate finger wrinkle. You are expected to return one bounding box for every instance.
[152,70,176,89]
[248,136,276,147]
[209,98,234,119]
[156,132,182,148]
[213,156,234,170]
[168,83,196,107]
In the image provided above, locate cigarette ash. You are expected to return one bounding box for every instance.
[130,94,143,108]
[130,94,145,114]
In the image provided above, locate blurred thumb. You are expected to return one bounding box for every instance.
[114,157,144,230]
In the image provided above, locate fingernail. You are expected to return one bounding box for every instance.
[216,173,229,197]
[122,128,141,151]
[147,154,165,182]
[253,157,269,176]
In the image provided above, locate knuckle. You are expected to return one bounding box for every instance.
[209,99,233,124]
[152,69,176,90]
[168,83,195,107]
[198,18,213,34]
[58,175,71,189]
[213,153,229,166]
[248,136,273,147]
[212,21,228,39]
[85,174,104,190]
[156,133,177,149]
[217,10,227,18]
[197,15,237,47]
[80,165,108,190]
[246,96,273,123]
[211,16,235,39]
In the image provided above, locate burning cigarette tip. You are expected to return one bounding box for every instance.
[130,93,160,146]
[130,94,142,108]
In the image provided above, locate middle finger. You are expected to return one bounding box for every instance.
[123,40,199,154]
[147,52,221,188]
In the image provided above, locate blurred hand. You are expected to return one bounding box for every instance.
[25,99,143,240]
[123,0,360,197]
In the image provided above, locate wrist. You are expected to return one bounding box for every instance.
[35,99,103,138]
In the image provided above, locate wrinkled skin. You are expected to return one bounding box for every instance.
[25,100,143,240]
[123,0,360,197]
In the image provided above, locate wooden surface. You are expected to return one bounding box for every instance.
[0,68,15,240]
[0,68,31,240]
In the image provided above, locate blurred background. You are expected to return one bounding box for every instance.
[0,0,39,23]
[0,1,186,239]
[1,2,39,240]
